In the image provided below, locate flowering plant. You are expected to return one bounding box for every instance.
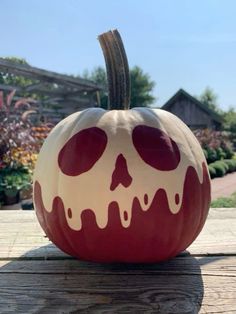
[193,129,234,163]
[0,90,40,197]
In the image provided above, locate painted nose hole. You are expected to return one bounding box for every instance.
[110,154,133,191]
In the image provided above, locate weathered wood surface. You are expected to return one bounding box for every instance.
[0,58,100,91]
[0,209,235,313]
[162,89,222,130]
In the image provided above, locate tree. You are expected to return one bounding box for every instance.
[0,57,48,104]
[82,66,108,109]
[0,57,34,88]
[223,107,236,133]
[198,87,221,113]
[130,66,155,107]
[223,107,236,151]
[82,66,155,109]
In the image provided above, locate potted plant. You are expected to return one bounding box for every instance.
[0,90,42,207]
[0,166,31,205]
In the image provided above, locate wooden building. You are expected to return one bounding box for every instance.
[162,89,222,130]
[0,58,102,123]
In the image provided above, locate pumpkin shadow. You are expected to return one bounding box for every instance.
[0,245,207,313]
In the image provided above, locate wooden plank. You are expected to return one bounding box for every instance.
[0,257,235,313]
[0,273,204,313]
[0,256,235,276]
[0,210,235,313]
[26,84,87,96]
[0,58,101,91]
[189,208,236,255]
[0,209,235,259]
[0,83,22,92]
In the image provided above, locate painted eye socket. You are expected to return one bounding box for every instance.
[132,125,180,171]
[58,127,107,176]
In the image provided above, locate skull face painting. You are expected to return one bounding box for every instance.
[33,108,211,262]
[34,29,211,262]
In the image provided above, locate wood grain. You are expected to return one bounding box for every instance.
[0,256,235,276]
[0,209,235,313]
[0,208,236,259]
[0,57,100,91]
[0,258,235,313]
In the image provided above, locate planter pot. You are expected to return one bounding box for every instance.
[21,199,34,210]
[3,189,20,205]
[20,185,33,201]
[0,191,4,208]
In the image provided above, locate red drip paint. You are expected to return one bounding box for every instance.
[34,163,211,263]
[175,193,180,205]
[123,211,128,221]
[132,125,180,171]
[110,154,132,191]
[144,194,148,205]
[68,208,72,218]
[58,127,107,176]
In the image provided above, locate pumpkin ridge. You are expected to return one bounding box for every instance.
[33,30,211,263]
[34,162,210,262]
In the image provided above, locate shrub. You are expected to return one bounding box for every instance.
[215,147,226,160]
[194,129,234,164]
[205,147,217,163]
[209,158,236,178]
[222,146,234,159]
[217,161,229,173]
[208,165,216,178]
[224,159,236,172]
[210,162,226,177]
[231,159,236,170]
[0,166,31,193]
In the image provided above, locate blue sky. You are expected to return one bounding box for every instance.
[1,0,236,110]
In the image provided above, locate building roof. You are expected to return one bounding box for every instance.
[162,88,223,124]
[0,58,102,109]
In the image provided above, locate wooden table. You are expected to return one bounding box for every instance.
[0,209,235,313]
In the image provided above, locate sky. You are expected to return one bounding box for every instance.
[1,0,236,110]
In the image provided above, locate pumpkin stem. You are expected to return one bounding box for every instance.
[98,29,130,110]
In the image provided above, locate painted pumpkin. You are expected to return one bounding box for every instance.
[33,30,211,263]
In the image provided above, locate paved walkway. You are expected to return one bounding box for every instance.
[211,172,236,200]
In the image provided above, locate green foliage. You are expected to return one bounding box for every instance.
[0,57,34,88]
[215,147,226,160]
[220,160,229,172]
[130,66,155,108]
[82,66,155,109]
[208,159,236,178]
[205,147,217,163]
[83,66,108,109]
[223,145,235,159]
[212,163,226,177]
[194,129,234,164]
[211,192,236,208]
[0,90,41,203]
[0,166,31,192]
[198,87,222,114]
[0,57,42,104]
[209,161,227,177]
[223,107,236,133]
[208,165,216,178]
[224,159,236,172]
[223,107,236,150]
